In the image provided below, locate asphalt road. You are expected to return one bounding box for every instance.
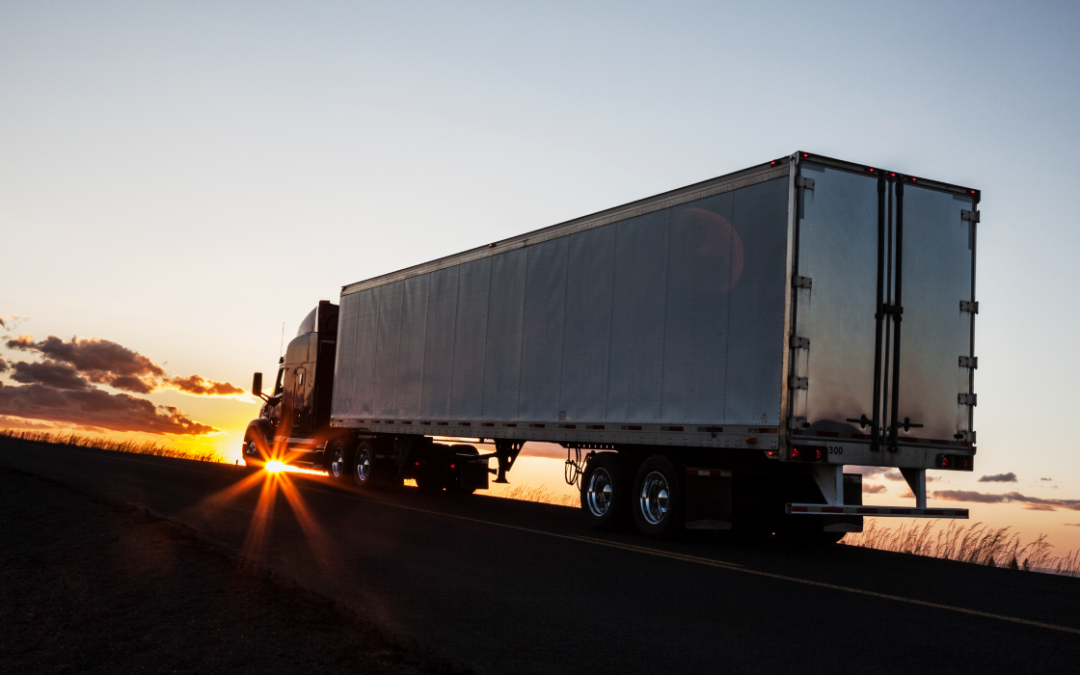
[3,440,1079,674]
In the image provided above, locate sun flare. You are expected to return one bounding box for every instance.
[265,460,286,473]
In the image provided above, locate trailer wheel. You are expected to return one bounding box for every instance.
[580,453,629,530]
[353,441,380,490]
[327,441,350,483]
[632,455,682,539]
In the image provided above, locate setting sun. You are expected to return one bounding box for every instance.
[265,460,286,473]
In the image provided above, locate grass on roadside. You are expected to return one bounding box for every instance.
[0,429,226,463]
[842,518,1080,577]
[497,483,579,508]
[6,428,1077,577]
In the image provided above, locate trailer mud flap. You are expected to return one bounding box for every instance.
[684,468,732,530]
[460,459,491,492]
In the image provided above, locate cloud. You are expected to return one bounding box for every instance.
[0,415,58,430]
[10,361,91,390]
[1041,477,1053,481]
[884,470,905,481]
[0,356,7,373]
[862,483,887,494]
[979,472,1018,483]
[1065,523,1080,527]
[7,334,164,393]
[844,466,890,478]
[167,374,245,396]
[930,489,1080,512]
[0,382,217,436]
[0,315,28,331]
[7,334,243,396]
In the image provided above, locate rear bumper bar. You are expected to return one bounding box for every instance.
[787,503,968,518]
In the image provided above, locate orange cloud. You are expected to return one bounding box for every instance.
[0,382,217,436]
[931,489,1080,512]
[167,374,245,396]
[10,360,91,390]
[6,334,243,396]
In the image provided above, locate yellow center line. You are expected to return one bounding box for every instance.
[303,483,1080,637]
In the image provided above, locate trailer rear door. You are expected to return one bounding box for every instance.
[892,182,976,446]
[790,162,881,436]
[790,159,977,449]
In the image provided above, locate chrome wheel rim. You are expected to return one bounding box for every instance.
[355,451,372,483]
[330,448,345,478]
[639,471,669,525]
[586,468,614,517]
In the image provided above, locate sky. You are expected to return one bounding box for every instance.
[3,1,1080,551]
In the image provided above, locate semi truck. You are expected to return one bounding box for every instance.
[244,151,979,542]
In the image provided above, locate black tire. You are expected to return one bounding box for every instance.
[580,453,629,530]
[445,444,478,495]
[352,441,381,490]
[242,435,266,470]
[632,454,682,539]
[327,440,350,483]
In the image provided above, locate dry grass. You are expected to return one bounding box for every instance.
[842,519,1080,577]
[0,429,226,464]
[498,483,579,508]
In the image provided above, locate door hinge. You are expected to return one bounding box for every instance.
[796,176,815,190]
[790,336,810,349]
[792,275,813,289]
[788,416,808,429]
[959,356,978,369]
[961,209,980,223]
[958,393,977,406]
[789,376,809,390]
[954,430,976,443]
[960,300,979,314]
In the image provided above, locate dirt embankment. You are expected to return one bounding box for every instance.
[0,467,458,675]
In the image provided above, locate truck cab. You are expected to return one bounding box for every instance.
[244,300,339,470]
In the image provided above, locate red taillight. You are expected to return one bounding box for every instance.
[813,447,825,461]
[415,461,420,466]
[450,463,456,469]
[791,447,800,459]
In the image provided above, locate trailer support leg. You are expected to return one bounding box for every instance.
[494,440,523,484]
[810,465,844,506]
[901,468,927,509]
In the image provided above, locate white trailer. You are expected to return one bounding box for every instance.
[253,151,979,541]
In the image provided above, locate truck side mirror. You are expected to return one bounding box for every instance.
[252,372,263,398]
